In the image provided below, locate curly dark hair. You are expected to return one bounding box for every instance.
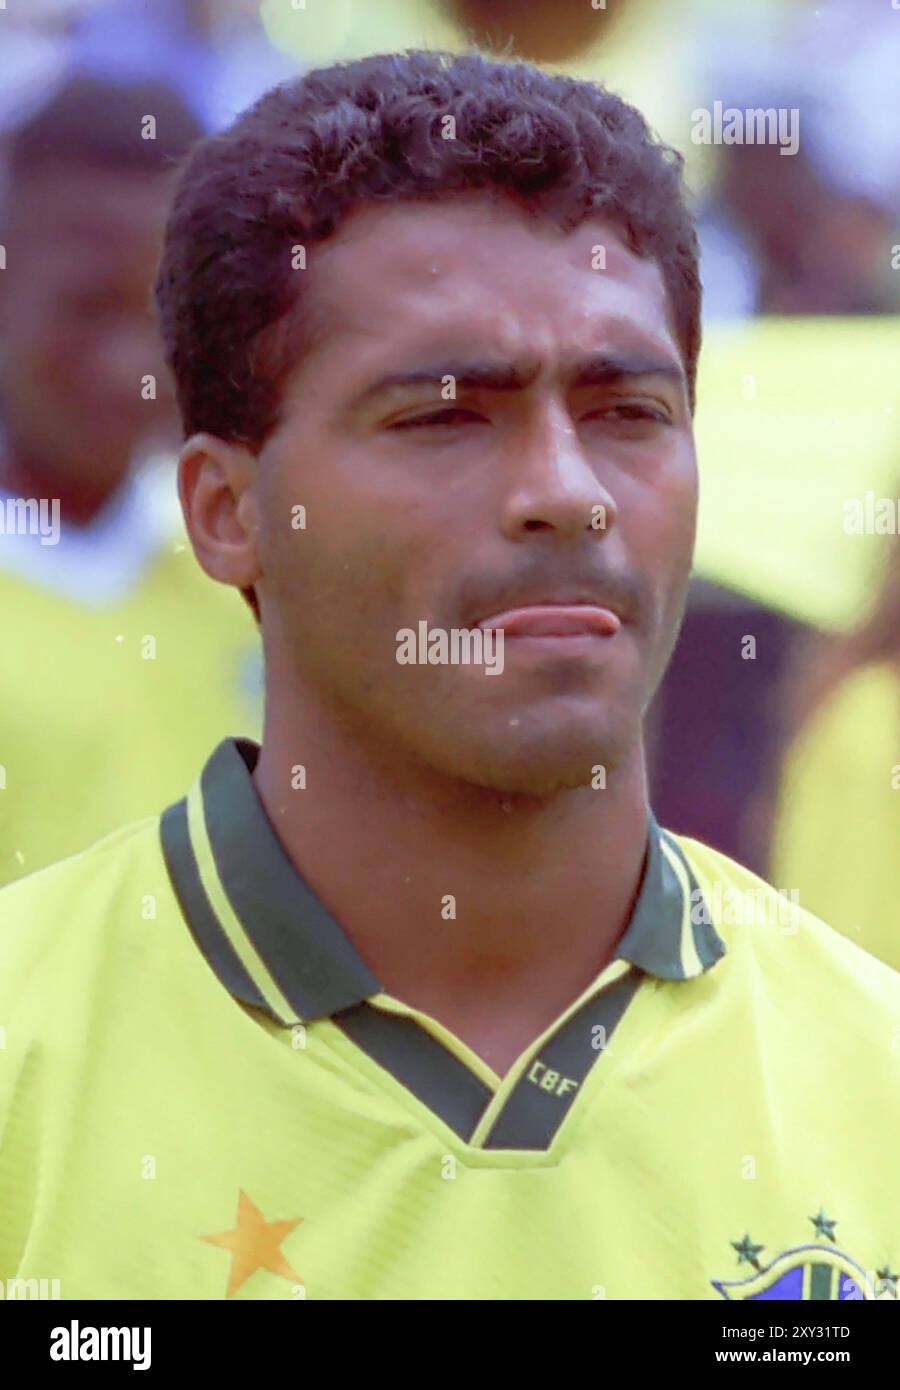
[154,48,701,450]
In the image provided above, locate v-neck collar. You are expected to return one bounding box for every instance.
[161,737,724,1024]
[160,738,725,1151]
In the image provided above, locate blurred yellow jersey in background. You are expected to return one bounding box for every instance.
[773,662,900,973]
[0,463,262,886]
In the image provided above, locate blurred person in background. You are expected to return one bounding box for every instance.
[649,0,900,867]
[0,75,261,886]
[771,513,900,972]
[0,0,98,132]
[647,580,811,877]
[69,0,302,131]
[696,0,900,321]
[700,135,900,319]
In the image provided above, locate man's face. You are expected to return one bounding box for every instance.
[254,195,697,795]
[0,166,176,490]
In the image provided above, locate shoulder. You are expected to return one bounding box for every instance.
[0,817,165,1026]
[671,831,900,1015]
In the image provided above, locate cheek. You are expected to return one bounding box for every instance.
[258,463,412,640]
[289,442,448,605]
[649,446,698,554]
[620,437,696,532]
[618,455,696,621]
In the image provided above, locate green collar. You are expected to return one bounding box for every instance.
[160,738,725,1026]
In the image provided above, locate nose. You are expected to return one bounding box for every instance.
[498,401,617,541]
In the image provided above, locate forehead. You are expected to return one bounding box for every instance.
[296,194,680,382]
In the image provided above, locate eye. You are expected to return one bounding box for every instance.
[585,404,670,425]
[388,408,485,430]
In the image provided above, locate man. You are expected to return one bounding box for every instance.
[1,51,898,1301]
[0,76,261,884]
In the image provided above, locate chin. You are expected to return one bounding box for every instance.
[440,714,637,799]
[470,762,600,798]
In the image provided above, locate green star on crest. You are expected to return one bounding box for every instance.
[809,1208,837,1242]
[876,1267,898,1296]
[731,1233,765,1269]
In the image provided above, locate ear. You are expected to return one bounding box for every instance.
[178,433,261,594]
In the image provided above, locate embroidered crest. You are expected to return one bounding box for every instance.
[712,1211,899,1301]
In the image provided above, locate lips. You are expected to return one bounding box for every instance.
[475,603,621,637]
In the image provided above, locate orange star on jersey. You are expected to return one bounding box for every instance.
[201,1190,303,1297]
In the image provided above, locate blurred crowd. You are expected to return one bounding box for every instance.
[0,0,898,967]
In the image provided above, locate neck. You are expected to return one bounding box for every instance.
[254,677,650,1071]
[0,440,126,527]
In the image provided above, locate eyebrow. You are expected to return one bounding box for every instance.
[348,351,686,408]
